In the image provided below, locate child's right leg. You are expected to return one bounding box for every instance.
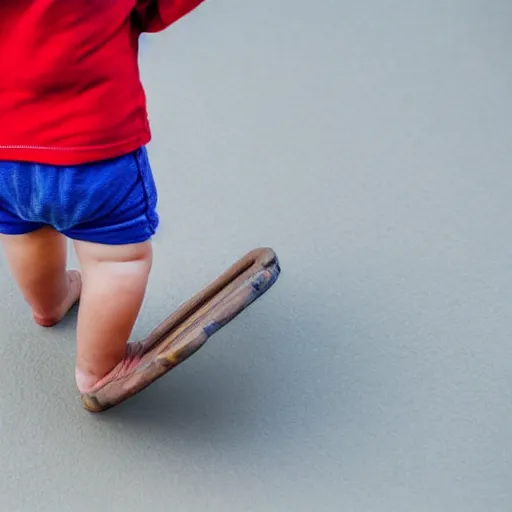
[74,239,152,393]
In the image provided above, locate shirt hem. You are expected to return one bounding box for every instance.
[0,132,151,166]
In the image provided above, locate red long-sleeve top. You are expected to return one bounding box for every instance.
[0,0,204,165]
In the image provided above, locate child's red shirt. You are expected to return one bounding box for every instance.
[0,0,204,165]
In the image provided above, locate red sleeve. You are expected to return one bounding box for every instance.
[133,0,205,33]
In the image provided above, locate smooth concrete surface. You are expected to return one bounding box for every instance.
[0,1,511,511]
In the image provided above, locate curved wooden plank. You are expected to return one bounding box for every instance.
[81,247,281,412]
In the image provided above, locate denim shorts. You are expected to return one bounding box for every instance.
[0,147,158,245]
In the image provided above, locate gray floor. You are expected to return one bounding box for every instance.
[1,1,511,510]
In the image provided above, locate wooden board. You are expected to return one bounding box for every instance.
[81,247,281,412]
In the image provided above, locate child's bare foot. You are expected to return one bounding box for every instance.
[33,270,82,327]
[76,341,144,394]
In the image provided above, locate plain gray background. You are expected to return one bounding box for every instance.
[1,0,511,510]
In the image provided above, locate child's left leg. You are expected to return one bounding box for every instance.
[0,226,81,327]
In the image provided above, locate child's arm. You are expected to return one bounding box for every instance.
[133,0,205,33]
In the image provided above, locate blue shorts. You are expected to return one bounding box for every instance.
[0,147,159,245]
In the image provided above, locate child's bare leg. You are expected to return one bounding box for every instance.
[0,226,81,326]
[73,240,152,393]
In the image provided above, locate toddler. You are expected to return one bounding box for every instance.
[0,1,205,396]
